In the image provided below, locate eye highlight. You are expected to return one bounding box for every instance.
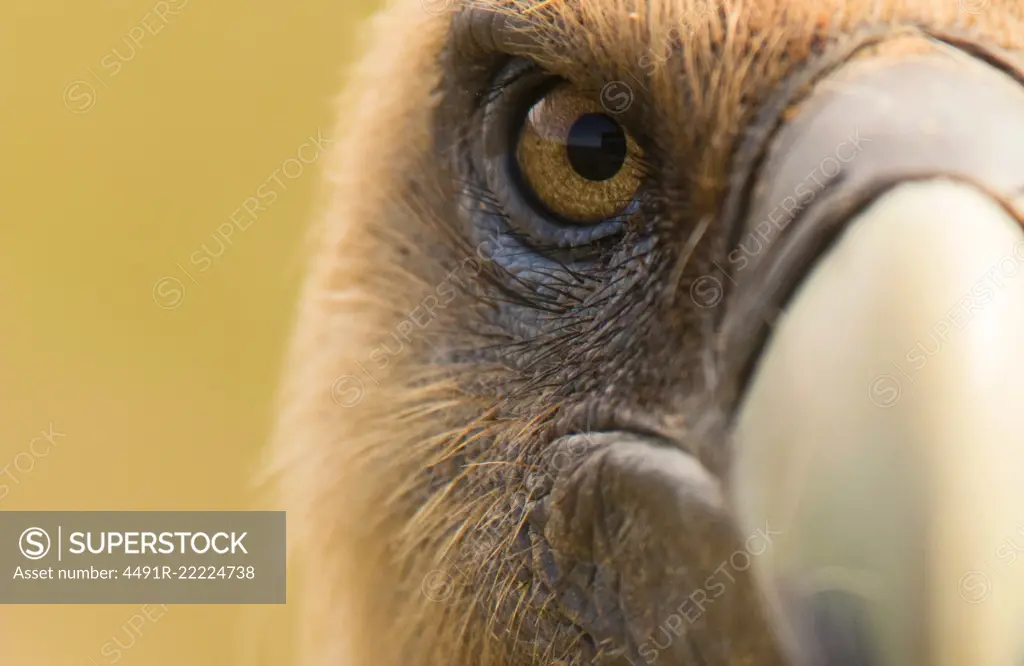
[514,83,643,224]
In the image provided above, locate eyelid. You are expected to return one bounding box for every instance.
[480,58,545,106]
[453,5,548,65]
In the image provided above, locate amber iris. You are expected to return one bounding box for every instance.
[515,83,642,223]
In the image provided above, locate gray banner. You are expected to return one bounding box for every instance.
[0,511,285,603]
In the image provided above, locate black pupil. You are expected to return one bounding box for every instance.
[565,113,627,182]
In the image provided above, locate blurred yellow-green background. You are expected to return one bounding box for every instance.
[1,0,381,663]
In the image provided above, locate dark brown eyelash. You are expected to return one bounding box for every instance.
[478,58,542,107]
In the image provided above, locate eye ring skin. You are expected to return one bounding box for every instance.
[477,59,636,251]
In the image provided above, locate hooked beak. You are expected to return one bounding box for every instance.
[726,36,1024,666]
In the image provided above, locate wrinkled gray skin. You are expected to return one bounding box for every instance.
[280,2,1024,666]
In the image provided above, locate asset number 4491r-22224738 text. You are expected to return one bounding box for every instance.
[122,565,255,580]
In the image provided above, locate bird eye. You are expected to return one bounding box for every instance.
[514,83,642,224]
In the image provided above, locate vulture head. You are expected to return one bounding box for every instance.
[271,1,1024,665]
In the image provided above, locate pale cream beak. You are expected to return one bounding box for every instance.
[732,180,1024,666]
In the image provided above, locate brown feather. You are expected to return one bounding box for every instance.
[268,2,1024,665]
